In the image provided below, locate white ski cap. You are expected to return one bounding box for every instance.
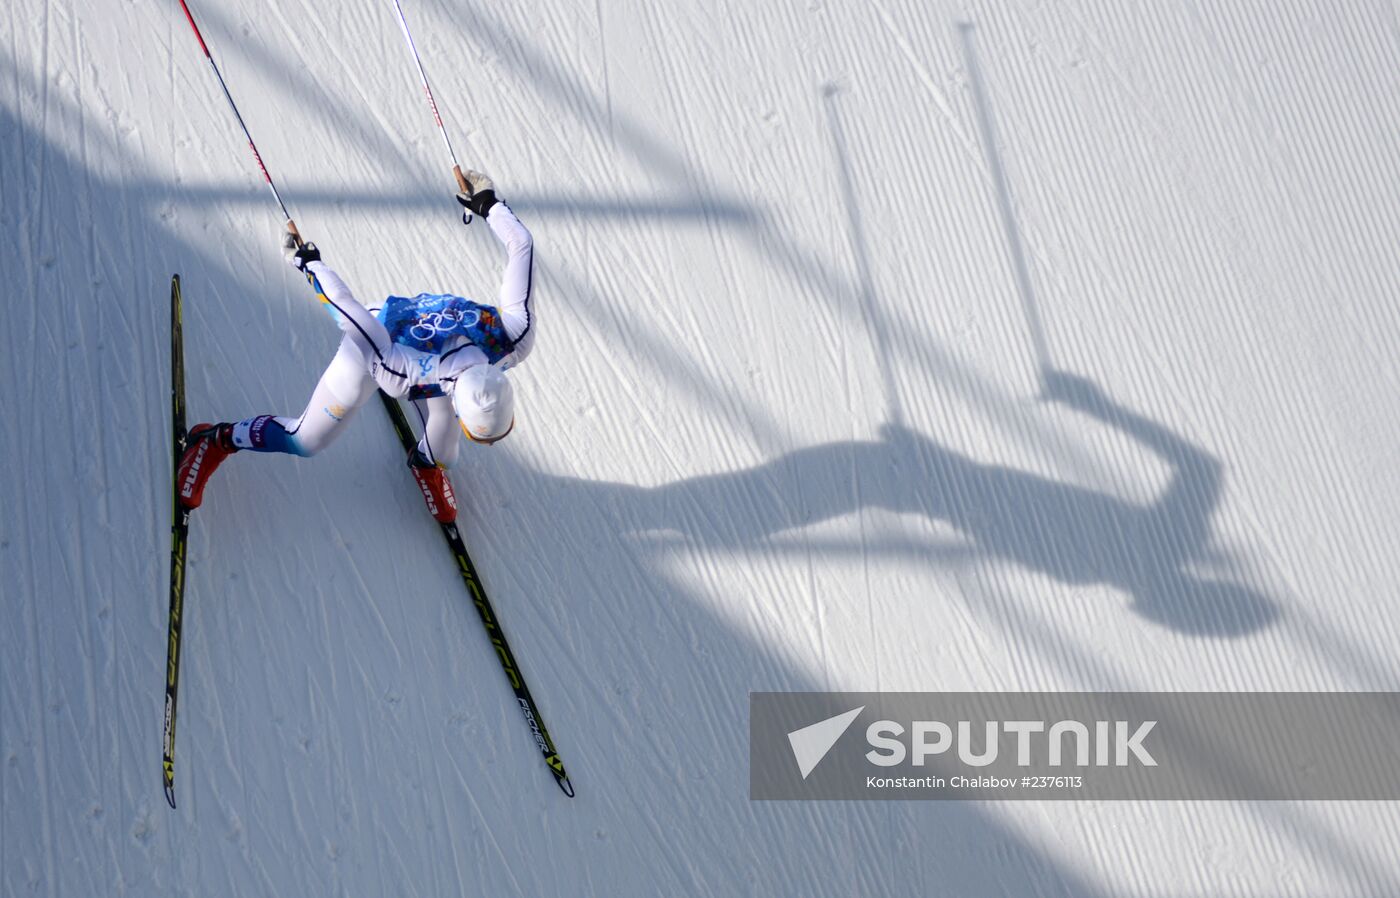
[453,365,515,444]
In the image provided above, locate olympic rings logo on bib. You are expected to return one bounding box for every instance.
[409,308,481,342]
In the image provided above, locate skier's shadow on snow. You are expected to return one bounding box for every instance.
[526,368,1276,637]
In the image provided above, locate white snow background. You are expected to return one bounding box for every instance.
[3,0,1400,895]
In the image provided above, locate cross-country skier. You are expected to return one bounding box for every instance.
[175,170,532,524]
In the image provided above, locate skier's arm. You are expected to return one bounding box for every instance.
[283,230,393,361]
[456,170,534,343]
[304,260,355,309]
[486,204,534,342]
[1042,368,1222,520]
[1042,370,1210,466]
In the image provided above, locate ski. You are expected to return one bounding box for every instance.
[377,390,575,798]
[163,274,190,809]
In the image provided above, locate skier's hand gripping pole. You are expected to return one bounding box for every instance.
[454,169,499,225]
[281,226,320,272]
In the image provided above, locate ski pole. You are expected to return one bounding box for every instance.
[386,0,474,204]
[176,0,303,244]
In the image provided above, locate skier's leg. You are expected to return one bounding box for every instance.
[176,306,384,507]
[230,339,377,457]
[403,395,461,523]
[409,395,462,469]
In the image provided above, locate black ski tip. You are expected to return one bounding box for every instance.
[557,776,575,799]
[164,783,177,809]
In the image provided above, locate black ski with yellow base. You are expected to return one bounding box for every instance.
[163,274,190,809]
[377,390,575,798]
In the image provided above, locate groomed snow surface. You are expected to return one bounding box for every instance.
[5,0,1400,894]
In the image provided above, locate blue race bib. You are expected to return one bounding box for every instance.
[377,293,514,363]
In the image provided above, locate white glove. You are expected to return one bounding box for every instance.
[281,229,320,271]
[455,169,500,220]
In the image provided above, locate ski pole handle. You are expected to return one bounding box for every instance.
[285,218,304,247]
[452,165,475,226]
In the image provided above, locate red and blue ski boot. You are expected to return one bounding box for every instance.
[177,423,237,510]
[407,447,458,524]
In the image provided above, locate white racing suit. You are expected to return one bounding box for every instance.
[229,202,534,467]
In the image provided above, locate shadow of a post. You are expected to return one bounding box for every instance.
[820,67,1274,636]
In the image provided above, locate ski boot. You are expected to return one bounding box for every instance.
[407,447,458,524]
[177,423,237,510]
